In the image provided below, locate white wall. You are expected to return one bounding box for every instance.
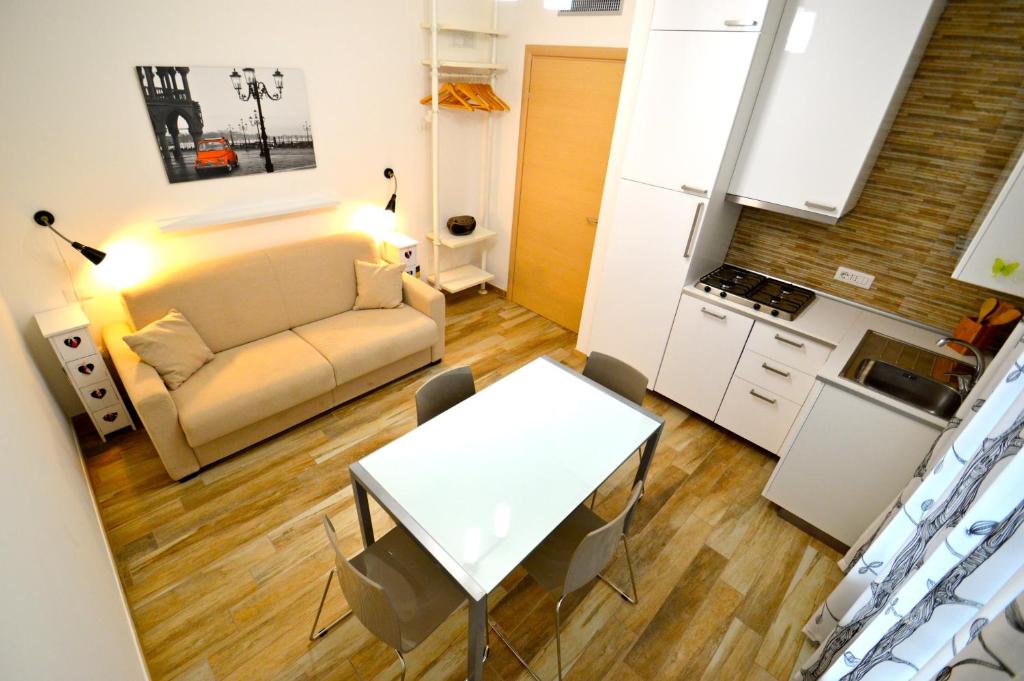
[0,294,149,680]
[0,0,636,415]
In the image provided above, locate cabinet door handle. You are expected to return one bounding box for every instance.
[805,200,837,212]
[701,306,727,320]
[684,202,705,258]
[724,19,758,27]
[774,334,805,349]
[762,362,791,378]
[750,389,777,405]
[681,184,708,197]
[586,216,599,225]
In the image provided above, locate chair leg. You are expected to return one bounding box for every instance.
[588,491,598,509]
[396,649,406,681]
[597,536,639,605]
[555,596,566,681]
[309,568,353,641]
[488,618,542,681]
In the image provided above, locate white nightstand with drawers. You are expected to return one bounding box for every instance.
[35,303,135,441]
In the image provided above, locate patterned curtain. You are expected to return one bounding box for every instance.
[796,323,1024,681]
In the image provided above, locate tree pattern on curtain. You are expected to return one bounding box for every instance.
[795,324,1024,681]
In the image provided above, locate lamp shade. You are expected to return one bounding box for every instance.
[272,69,284,90]
[243,67,256,85]
[229,69,242,91]
[75,244,107,266]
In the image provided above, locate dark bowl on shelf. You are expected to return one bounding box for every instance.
[447,215,476,236]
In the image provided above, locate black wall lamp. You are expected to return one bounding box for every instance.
[384,168,397,214]
[34,211,107,265]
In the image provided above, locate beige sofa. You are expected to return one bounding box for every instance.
[104,232,444,480]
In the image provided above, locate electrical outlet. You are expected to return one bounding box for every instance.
[834,267,875,290]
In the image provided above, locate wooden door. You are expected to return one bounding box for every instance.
[509,46,626,333]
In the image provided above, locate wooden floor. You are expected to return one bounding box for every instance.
[83,292,842,681]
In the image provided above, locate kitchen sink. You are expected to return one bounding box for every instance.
[852,359,963,419]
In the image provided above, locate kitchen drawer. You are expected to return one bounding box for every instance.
[50,329,96,362]
[734,348,816,405]
[747,322,831,376]
[715,376,801,453]
[79,379,119,411]
[93,405,131,435]
[66,353,109,388]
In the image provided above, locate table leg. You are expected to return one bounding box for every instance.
[467,594,487,681]
[352,477,375,548]
[629,422,664,533]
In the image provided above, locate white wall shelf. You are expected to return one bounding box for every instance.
[421,59,506,73]
[420,22,507,37]
[428,264,495,294]
[426,227,497,249]
[157,197,339,233]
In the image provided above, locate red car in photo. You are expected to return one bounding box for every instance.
[194,137,239,175]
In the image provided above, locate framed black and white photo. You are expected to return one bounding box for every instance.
[135,65,316,184]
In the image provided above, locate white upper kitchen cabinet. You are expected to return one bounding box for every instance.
[655,296,754,420]
[621,30,759,197]
[588,179,706,383]
[651,0,769,31]
[728,0,945,223]
[953,151,1024,297]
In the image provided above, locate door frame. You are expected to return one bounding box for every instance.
[506,44,628,302]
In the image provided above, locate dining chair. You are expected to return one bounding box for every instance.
[582,352,648,508]
[415,365,476,425]
[490,482,644,681]
[309,515,468,680]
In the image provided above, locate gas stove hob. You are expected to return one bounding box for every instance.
[697,265,816,321]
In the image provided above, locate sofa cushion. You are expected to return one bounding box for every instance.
[171,331,334,447]
[294,307,439,386]
[122,250,290,354]
[265,232,379,328]
[123,309,214,390]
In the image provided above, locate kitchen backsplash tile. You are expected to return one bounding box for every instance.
[727,0,1024,332]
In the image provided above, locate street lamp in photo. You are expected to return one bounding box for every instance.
[229,67,284,173]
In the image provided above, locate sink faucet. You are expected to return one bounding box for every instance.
[936,337,985,396]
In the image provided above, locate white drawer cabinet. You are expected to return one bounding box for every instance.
[652,0,769,31]
[764,382,941,544]
[728,0,944,222]
[733,348,816,405]
[716,375,802,453]
[622,30,759,196]
[35,303,134,442]
[746,321,831,375]
[953,152,1024,298]
[588,179,705,383]
[655,297,753,420]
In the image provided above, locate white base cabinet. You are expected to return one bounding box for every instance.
[587,179,705,383]
[655,295,753,420]
[763,382,941,545]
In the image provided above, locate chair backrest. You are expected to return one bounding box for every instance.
[322,516,403,650]
[563,482,644,597]
[415,366,476,425]
[583,352,648,407]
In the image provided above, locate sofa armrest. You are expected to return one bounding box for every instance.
[402,274,445,360]
[104,321,200,481]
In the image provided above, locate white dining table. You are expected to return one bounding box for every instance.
[349,356,664,681]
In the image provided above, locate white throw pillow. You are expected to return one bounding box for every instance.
[353,259,405,310]
[123,309,214,390]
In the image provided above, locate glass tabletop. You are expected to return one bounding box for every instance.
[356,357,662,595]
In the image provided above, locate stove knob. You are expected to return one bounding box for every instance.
[753,303,761,311]
[771,309,780,317]
[704,286,712,293]
[719,292,727,299]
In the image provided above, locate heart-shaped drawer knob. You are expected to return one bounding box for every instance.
[404,250,413,258]
[64,336,82,349]
[102,412,119,422]
[78,363,95,375]
[90,388,107,400]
